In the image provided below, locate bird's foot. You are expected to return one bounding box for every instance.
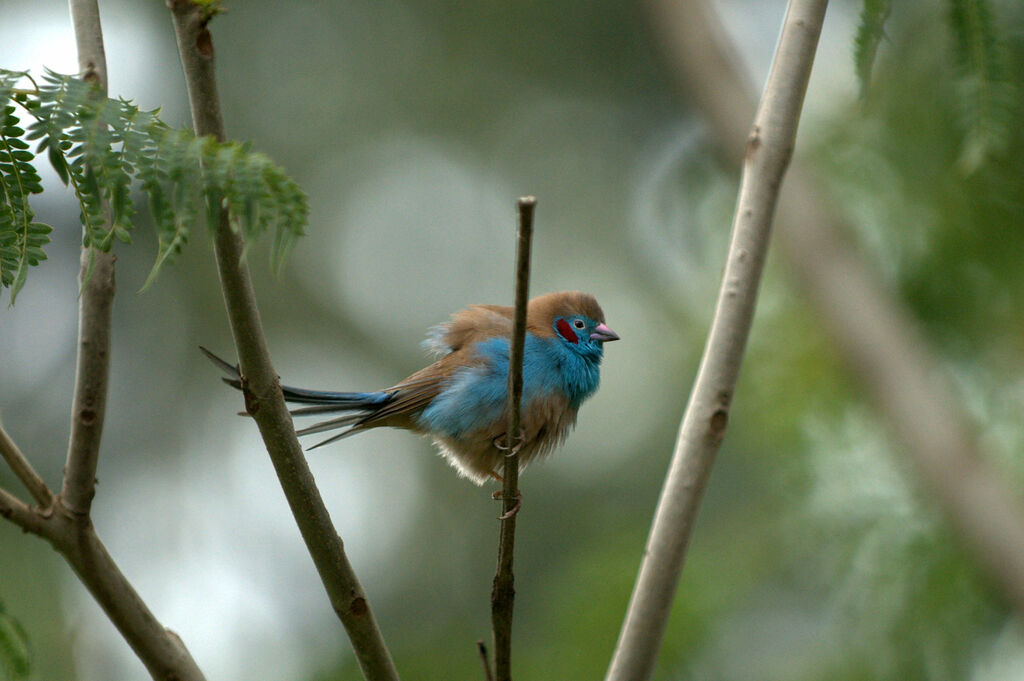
[491,489,523,520]
[493,427,526,455]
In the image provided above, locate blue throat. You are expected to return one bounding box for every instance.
[526,334,603,408]
[418,333,603,438]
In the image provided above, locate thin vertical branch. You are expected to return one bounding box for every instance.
[61,0,115,518]
[647,0,1024,614]
[490,196,535,681]
[68,0,107,90]
[605,2,828,680]
[166,2,399,679]
[477,640,495,681]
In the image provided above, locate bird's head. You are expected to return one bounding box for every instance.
[528,291,620,359]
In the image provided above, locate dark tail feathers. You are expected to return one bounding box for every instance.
[200,347,392,448]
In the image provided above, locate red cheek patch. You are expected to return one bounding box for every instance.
[556,319,579,344]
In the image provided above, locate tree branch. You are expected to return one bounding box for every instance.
[0,486,51,537]
[60,0,116,518]
[646,0,1024,613]
[68,0,107,90]
[48,512,206,681]
[166,3,400,678]
[490,196,535,681]
[0,3,213,680]
[477,640,495,681]
[605,2,828,680]
[0,423,53,507]
[60,249,114,516]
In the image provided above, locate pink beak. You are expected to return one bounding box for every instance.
[590,322,620,342]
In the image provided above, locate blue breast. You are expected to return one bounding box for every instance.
[418,334,602,438]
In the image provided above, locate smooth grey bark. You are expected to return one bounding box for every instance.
[647,0,1024,614]
[605,2,829,680]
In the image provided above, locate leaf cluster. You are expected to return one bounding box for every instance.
[853,0,1017,172]
[853,0,891,100]
[0,69,307,303]
[945,0,1016,172]
[0,72,48,301]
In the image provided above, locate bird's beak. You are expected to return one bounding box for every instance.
[590,322,620,342]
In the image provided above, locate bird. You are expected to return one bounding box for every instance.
[204,291,618,485]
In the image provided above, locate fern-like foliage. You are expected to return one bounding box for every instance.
[0,71,48,302]
[853,0,892,99]
[0,68,307,302]
[946,0,1015,173]
[853,0,1015,172]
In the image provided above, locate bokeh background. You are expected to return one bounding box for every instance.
[2,0,1024,680]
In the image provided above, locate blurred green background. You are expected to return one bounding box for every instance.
[2,0,1024,679]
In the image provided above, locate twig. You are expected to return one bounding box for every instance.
[0,486,50,536]
[490,198,535,674]
[604,2,828,680]
[0,424,53,507]
[167,2,400,679]
[477,640,495,681]
[648,0,1024,613]
[490,196,535,681]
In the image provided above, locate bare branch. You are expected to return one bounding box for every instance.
[648,0,1024,613]
[42,511,206,681]
[60,0,116,518]
[61,249,115,515]
[0,423,53,507]
[0,486,51,537]
[0,4,215,680]
[68,0,107,89]
[2,475,202,681]
[166,2,399,678]
[490,196,536,681]
[605,2,828,680]
[477,640,495,681]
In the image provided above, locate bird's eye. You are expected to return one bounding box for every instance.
[572,319,586,330]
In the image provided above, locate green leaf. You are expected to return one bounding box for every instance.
[47,144,69,185]
[853,0,892,99]
[946,0,1016,172]
[0,87,46,304]
[0,68,308,298]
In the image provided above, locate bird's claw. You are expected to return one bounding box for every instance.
[491,489,523,519]
[493,427,526,455]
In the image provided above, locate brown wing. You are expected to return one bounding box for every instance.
[353,352,477,431]
[425,304,514,355]
[352,304,513,431]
